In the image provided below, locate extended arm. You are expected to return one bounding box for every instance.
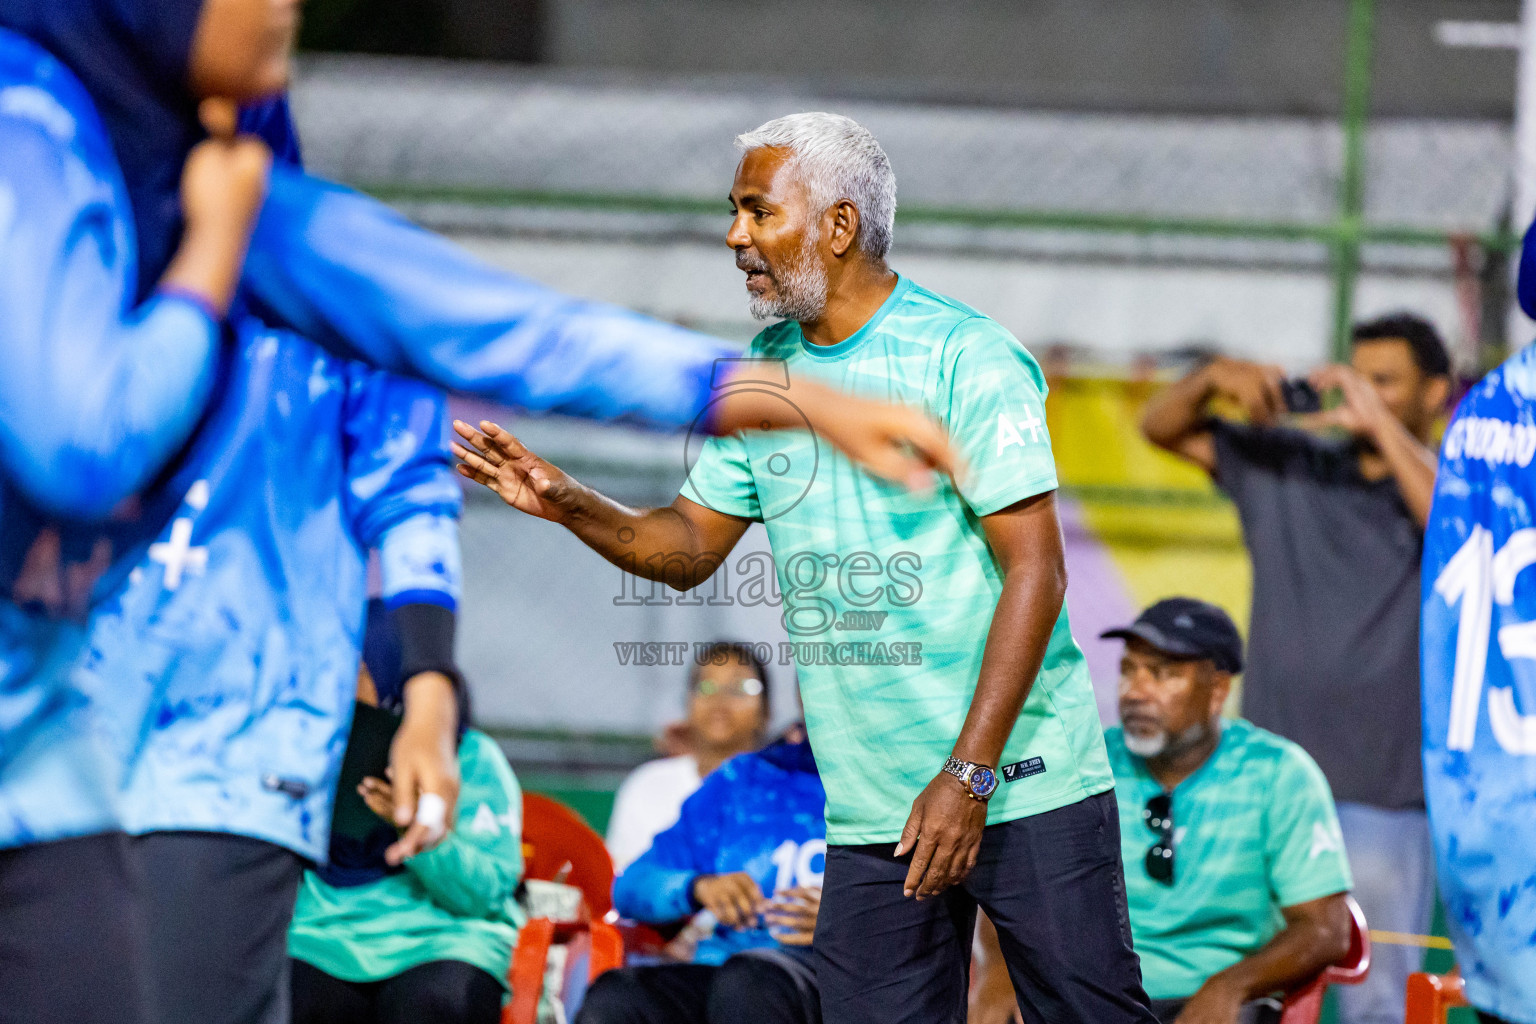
[613,775,723,924]
[895,491,1070,900]
[245,168,732,429]
[1141,358,1286,475]
[1175,893,1352,1024]
[451,421,752,591]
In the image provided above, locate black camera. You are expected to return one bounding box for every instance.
[1280,378,1321,414]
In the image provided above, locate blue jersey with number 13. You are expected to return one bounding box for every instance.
[1422,347,1536,1024]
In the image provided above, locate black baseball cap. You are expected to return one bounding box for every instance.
[1100,597,1244,674]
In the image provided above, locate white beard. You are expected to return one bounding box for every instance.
[1123,729,1168,758]
[1123,721,1212,760]
[747,229,828,323]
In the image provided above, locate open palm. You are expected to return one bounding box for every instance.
[451,419,578,523]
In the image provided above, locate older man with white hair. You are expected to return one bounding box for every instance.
[453,113,1156,1024]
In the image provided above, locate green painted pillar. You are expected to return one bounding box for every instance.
[1332,0,1376,363]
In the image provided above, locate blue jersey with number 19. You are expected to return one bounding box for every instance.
[1422,347,1536,1024]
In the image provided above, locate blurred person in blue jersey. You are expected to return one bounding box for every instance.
[578,723,826,1024]
[74,305,466,1023]
[607,644,773,874]
[1418,226,1536,1024]
[0,0,280,1019]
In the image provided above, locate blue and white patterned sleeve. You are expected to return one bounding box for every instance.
[244,166,740,431]
[378,513,461,612]
[342,368,463,611]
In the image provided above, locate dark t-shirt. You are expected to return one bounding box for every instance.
[1212,420,1423,810]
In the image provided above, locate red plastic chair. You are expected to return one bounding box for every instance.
[520,792,615,916]
[1405,968,1469,1024]
[1276,894,1372,1024]
[504,794,624,1024]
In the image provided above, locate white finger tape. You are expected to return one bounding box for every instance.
[416,792,448,840]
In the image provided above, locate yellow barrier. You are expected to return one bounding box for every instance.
[1369,931,1455,951]
[1046,376,1252,714]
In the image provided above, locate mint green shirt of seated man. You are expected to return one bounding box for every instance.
[1106,718,1355,1001]
[288,729,526,989]
[682,274,1113,844]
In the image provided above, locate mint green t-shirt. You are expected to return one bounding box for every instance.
[288,730,526,987]
[1106,719,1354,1000]
[683,275,1113,844]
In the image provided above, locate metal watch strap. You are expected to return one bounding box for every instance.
[942,756,994,801]
[942,756,972,783]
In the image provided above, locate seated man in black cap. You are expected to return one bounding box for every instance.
[971,598,1358,1024]
[1104,598,1357,1024]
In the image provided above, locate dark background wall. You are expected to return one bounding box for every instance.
[302,0,1520,117]
[300,0,543,61]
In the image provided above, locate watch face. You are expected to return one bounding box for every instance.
[970,768,997,797]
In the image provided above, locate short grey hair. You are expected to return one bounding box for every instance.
[735,112,897,259]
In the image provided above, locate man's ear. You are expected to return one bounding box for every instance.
[1208,671,1233,719]
[1424,374,1452,416]
[826,200,860,258]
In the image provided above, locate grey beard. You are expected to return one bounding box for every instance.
[1122,729,1169,758]
[1123,720,1213,760]
[747,231,828,323]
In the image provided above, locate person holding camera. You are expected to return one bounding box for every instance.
[1140,314,1450,1024]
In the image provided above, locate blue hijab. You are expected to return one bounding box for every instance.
[1521,216,1536,322]
[0,0,206,302]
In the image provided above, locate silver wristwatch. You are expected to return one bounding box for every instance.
[942,756,999,802]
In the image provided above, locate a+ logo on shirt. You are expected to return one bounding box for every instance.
[996,407,1044,455]
[469,802,519,836]
[141,480,211,592]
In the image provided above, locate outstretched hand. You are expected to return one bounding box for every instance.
[815,393,965,493]
[451,420,583,523]
[712,371,964,493]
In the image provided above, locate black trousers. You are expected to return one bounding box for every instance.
[291,958,505,1024]
[0,832,154,1024]
[576,948,822,1024]
[136,831,307,1024]
[816,791,1156,1024]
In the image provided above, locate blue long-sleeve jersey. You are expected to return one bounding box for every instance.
[0,27,741,849]
[613,737,826,965]
[74,319,461,861]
